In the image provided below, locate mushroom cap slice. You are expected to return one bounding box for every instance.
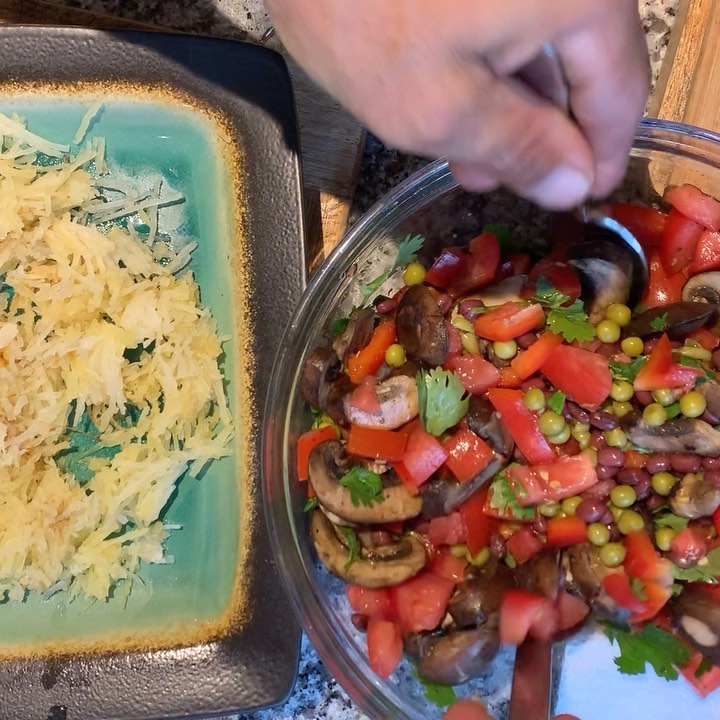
[309,440,423,524]
[672,584,720,664]
[310,509,426,588]
[670,471,720,519]
[683,272,720,305]
[396,284,449,367]
[627,418,720,456]
[343,375,418,430]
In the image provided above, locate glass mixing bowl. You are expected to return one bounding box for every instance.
[262,118,720,720]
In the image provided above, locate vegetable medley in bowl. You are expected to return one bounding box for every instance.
[264,120,720,719]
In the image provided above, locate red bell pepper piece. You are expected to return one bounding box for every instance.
[393,420,449,490]
[487,388,556,465]
[460,488,497,555]
[443,426,494,483]
[296,425,337,481]
[541,343,612,410]
[496,366,523,388]
[634,333,703,392]
[505,526,544,564]
[346,425,408,461]
[346,320,396,384]
[474,301,545,342]
[546,515,588,548]
[510,330,564,379]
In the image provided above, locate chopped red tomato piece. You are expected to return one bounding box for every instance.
[430,549,467,584]
[691,229,720,273]
[660,207,704,274]
[556,591,590,632]
[390,571,455,633]
[443,426,494,482]
[487,388,556,465]
[681,650,720,698]
[367,617,403,679]
[506,453,598,507]
[425,247,467,288]
[444,353,500,395]
[610,202,667,250]
[666,183,720,231]
[347,585,393,620]
[643,250,689,307]
[346,376,381,414]
[447,231,501,296]
[296,425,337,481]
[688,327,720,351]
[523,258,582,302]
[474,302,545,342]
[499,589,559,644]
[541,344,612,410]
[460,489,497,554]
[634,333,703,392]
[427,512,467,547]
[346,320,396,384]
[546,516,588,548]
[393,420,449,490]
[505,526,544,564]
[510,330,564,379]
[346,425,408,462]
[441,698,493,720]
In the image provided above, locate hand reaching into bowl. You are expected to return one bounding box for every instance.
[266,0,649,211]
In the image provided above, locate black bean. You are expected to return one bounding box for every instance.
[375,297,398,315]
[635,390,653,406]
[567,402,590,424]
[588,410,618,431]
[702,409,720,426]
[645,454,671,474]
[459,298,484,320]
[436,293,452,314]
[596,464,619,480]
[521,377,546,392]
[597,447,626,468]
[516,332,537,349]
[633,475,651,501]
[643,338,660,355]
[351,613,368,632]
[582,478,616,500]
[531,517,548,534]
[590,430,608,450]
[575,498,607,523]
[645,493,667,511]
[670,453,702,474]
[616,467,651,486]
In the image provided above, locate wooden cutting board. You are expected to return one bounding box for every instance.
[0,0,365,272]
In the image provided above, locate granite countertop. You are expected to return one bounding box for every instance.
[45,1,679,718]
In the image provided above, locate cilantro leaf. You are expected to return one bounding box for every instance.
[303,496,319,512]
[505,553,517,569]
[650,312,668,332]
[416,368,469,436]
[665,402,682,420]
[601,621,692,680]
[487,467,536,521]
[696,658,714,679]
[654,512,689,532]
[671,546,720,583]
[547,390,566,415]
[411,667,457,708]
[337,526,362,571]
[609,356,648,383]
[534,277,596,342]
[359,234,424,306]
[331,316,350,337]
[339,466,384,508]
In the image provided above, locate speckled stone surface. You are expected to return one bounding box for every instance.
[40,1,679,719]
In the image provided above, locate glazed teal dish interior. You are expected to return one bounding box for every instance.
[0,98,240,648]
[263,118,720,720]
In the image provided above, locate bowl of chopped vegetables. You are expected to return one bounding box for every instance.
[263,118,720,720]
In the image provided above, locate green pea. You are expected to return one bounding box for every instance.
[561,496,583,516]
[643,402,668,427]
[574,431,591,449]
[652,388,676,407]
[587,522,611,547]
[523,387,546,412]
[651,471,677,497]
[610,485,637,508]
[538,410,565,436]
[611,380,634,403]
[680,390,707,419]
[617,509,645,535]
[538,502,561,518]
[384,343,406,367]
[402,262,426,286]
[606,303,632,327]
[655,527,677,552]
[600,542,627,568]
[604,428,628,448]
[621,336,644,357]
[548,424,572,445]
[493,339,518,360]
[597,319,621,343]
[612,401,633,418]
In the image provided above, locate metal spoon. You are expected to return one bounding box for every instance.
[516,44,649,308]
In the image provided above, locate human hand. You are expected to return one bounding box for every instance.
[266,0,649,210]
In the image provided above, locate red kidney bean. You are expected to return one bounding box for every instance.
[704,469,720,488]
[599,508,614,525]
[489,532,506,559]
[608,523,622,542]
[616,467,651,486]
[436,293,452,314]
[670,453,702,473]
[702,409,720,426]
[588,410,618,431]
[668,529,708,569]
[597,447,626,468]
[351,613,368,632]
[596,464,619,480]
[703,456,720,470]
[375,297,397,315]
[567,402,591,424]
[575,498,607,523]
[645,493,666,511]
[582,478,616,500]
[521,377,546,392]
[590,430,608,450]
[370,531,394,547]
[643,338,659,355]
[633,475,651,500]
[635,390,654,406]
[458,298,485,320]
[531,517,548,534]
[645,454,671,474]
[516,332,538,349]
[713,348,720,371]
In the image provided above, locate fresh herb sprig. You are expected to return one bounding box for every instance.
[339,466,384,508]
[416,368,469,436]
[410,666,458,708]
[650,312,668,332]
[533,277,595,342]
[671,547,720,583]
[609,356,648,383]
[487,467,536,521]
[337,526,362,571]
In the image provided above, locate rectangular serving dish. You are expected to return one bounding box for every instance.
[0,25,304,719]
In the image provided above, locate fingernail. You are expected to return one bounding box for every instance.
[528,165,592,209]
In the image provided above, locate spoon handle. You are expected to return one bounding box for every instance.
[508,639,553,720]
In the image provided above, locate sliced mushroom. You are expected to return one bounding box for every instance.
[474,275,526,307]
[467,394,514,458]
[343,375,418,430]
[514,550,561,600]
[672,584,720,664]
[627,418,720,456]
[624,302,718,341]
[448,561,513,629]
[411,627,500,685]
[683,272,720,305]
[396,284,449,367]
[310,509,426,588]
[300,347,342,409]
[670,472,720,518]
[699,381,720,419]
[333,307,375,362]
[324,375,352,426]
[309,440,423,523]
